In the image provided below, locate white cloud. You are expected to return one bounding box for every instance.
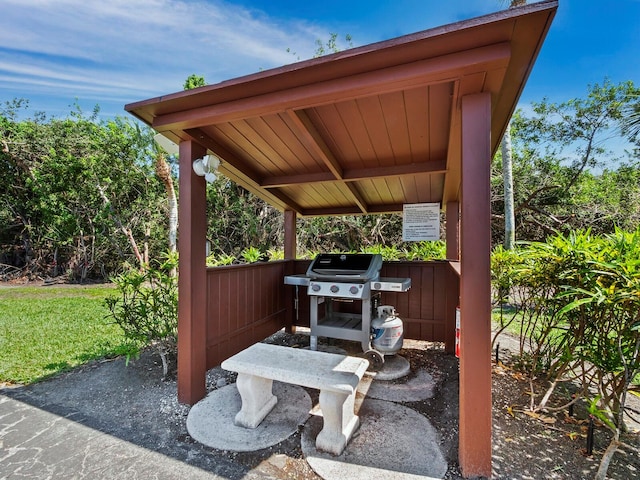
[0,0,326,110]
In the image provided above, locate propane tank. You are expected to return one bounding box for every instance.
[371,305,403,354]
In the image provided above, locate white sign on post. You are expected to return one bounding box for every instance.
[402,203,440,241]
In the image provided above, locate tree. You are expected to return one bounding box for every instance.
[491,80,640,243]
[150,132,178,256]
[147,75,205,258]
[501,120,516,249]
[0,100,167,279]
[183,74,206,90]
[622,96,640,141]
[497,0,527,251]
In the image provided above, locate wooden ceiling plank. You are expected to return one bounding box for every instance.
[378,90,412,165]
[275,112,324,171]
[428,82,455,161]
[243,115,300,174]
[384,176,409,204]
[356,96,393,166]
[404,86,431,162]
[358,178,382,204]
[212,122,283,176]
[334,100,373,167]
[308,105,361,169]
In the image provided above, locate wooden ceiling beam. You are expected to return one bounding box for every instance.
[301,202,407,217]
[261,159,446,188]
[184,128,304,214]
[344,159,447,181]
[152,43,511,131]
[301,206,365,217]
[286,109,343,180]
[344,183,369,214]
[262,172,336,188]
[285,109,369,213]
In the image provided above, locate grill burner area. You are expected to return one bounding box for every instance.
[306,253,381,300]
[284,253,411,354]
[306,253,383,282]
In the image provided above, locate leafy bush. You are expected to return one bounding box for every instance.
[104,253,178,377]
[206,253,235,267]
[404,241,446,261]
[241,246,263,263]
[491,229,640,478]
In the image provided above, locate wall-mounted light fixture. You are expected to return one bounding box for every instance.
[193,154,220,183]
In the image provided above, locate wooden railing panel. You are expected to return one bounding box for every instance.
[205,261,287,369]
[204,259,459,368]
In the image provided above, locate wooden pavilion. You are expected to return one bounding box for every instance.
[125,2,557,477]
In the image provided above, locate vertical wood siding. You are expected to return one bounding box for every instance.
[205,259,459,369]
[205,261,287,369]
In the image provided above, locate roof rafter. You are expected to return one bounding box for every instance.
[185,128,305,214]
[261,159,447,188]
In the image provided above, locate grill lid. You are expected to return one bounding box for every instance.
[306,253,383,281]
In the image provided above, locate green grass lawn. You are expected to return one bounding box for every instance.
[0,284,127,385]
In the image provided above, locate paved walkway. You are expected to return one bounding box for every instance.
[0,336,458,480]
[0,394,234,479]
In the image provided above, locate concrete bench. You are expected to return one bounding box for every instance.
[221,342,369,455]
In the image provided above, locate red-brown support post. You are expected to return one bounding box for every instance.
[177,140,208,405]
[459,93,492,478]
[446,201,460,261]
[283,209,297,333]
[283,209,297,260]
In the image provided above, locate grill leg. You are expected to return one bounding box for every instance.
[310,296,319,350]
[361,297,372,352]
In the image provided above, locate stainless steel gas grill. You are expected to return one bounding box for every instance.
[284,253,411,361]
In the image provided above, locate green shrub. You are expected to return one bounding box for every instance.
[404,241,446,261]
[490,229,640,477]
[206,253,235,266]
[104,253,178,377]
[241,246,263,263]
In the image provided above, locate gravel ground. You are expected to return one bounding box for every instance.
[1,329,638,479]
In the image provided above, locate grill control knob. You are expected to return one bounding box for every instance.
[311,284,321,292]
[349,285,359,294]
[373,282,381,290]
[330,285,339,293]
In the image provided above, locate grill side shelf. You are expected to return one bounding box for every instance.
[284,274,311,286]
[371,277,412,292]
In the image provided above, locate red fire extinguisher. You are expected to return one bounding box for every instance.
[455,306,461,358]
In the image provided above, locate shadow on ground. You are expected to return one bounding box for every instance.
[0,331,462,480]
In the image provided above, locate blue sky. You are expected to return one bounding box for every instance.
[1,0,639,120]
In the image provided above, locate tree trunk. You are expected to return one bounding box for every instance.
[155,153,178,254]
[96,183,144,268]
[595,435,619,480]
[502,119,516,249]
